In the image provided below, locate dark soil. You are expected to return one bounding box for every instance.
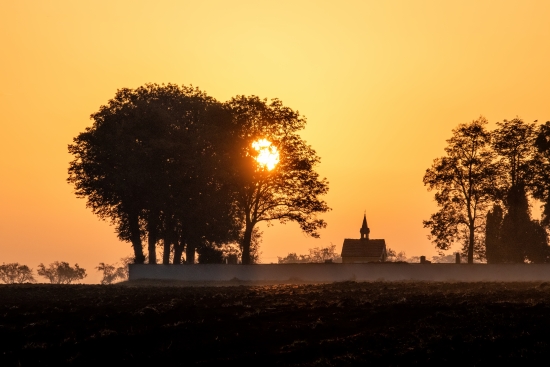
[2,281,550,366]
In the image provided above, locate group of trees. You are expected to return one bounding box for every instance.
[424,117,550,263]
[0,262,87,284]
[0,263,35,284]
[68,84,330,265]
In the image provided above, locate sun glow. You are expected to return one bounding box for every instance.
[252,139,280,171]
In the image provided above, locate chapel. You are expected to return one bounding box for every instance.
[341,214,387,263]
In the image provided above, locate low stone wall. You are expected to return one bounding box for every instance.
[129,263,550,282]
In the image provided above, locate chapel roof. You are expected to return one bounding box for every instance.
[341,239,386,258]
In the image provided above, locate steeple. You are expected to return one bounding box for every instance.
[360,212,370,240]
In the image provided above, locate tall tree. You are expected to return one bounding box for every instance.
[226,96,330,264]
[423,117,497,263]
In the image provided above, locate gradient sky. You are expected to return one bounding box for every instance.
[1,1,550,282]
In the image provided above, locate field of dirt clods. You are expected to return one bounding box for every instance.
[2,281,550,365]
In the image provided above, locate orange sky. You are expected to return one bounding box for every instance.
[1,1,550,282]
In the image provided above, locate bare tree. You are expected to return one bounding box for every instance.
[0,263,35,284]
[37,262,87,284]
[96,262,126,285]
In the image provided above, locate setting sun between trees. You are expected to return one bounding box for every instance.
[252,138,280,171]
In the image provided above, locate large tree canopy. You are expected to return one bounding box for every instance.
[69,86,329,265]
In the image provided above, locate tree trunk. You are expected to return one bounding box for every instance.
[173,231,186,264]
[162,234,171,265]
[186,241,196,264]
[147,215,159,264]
[241,223,253,265]
[173,241,184,264]
[468,224,475,264]
[129,211,145,264]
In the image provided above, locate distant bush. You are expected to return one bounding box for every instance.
[0,263,35,284]
[278,244,341,264]
[37,261,87,284]
[277,252,310,264]
[387,248,407,262]
[308,244,342,263]
[96,262,127,285]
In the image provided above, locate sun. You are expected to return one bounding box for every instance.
[252,139,280,171]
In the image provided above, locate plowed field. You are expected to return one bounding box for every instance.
[2,281,550,365]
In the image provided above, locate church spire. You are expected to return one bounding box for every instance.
[360,213,370,240]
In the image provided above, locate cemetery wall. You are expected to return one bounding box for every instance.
[129,263,550,282]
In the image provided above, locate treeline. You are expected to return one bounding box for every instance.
[424,117,550,263]
[68,84,330,265]
[0,260,130,284]
[0,262,86,284]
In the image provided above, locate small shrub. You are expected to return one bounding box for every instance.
[96,262,127,284]
[118,256,134,279]
[0,263,35,284]
[37,261,87,284]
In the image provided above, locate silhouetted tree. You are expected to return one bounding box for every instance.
[226,96,330,264]
[0,263,35,284]
[423,117,497,263]
[37,262,87,284]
